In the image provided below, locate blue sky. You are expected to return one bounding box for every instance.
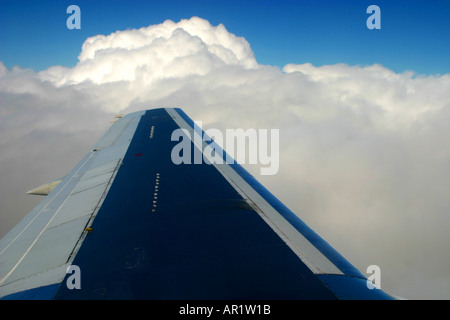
[0,0,449,74]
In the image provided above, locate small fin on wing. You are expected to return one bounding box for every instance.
[26,178,63,196]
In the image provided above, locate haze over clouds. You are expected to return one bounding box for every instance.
[1,17,449,299]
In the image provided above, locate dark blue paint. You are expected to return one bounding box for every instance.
[1,284,60,300]
[4,108,394,300]
[317,274,394,300]
[54,108,339,299]
[37,107,392,300]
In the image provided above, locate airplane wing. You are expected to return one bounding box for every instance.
[0,108,394,300]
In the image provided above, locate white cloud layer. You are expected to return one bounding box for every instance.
[1,17,449,299]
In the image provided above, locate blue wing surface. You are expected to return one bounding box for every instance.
[0,108,393,300]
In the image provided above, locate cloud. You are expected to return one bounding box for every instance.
[1,17,449,299]
[42,17,257,87]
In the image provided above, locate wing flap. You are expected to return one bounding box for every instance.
[0,112,144,298]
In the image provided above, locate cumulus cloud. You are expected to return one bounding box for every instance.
[42,17,257,87]
[1,17,449,299]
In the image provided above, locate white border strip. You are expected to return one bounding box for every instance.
[166,108,343,275]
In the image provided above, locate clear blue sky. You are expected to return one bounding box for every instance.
[0,0,449,75]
